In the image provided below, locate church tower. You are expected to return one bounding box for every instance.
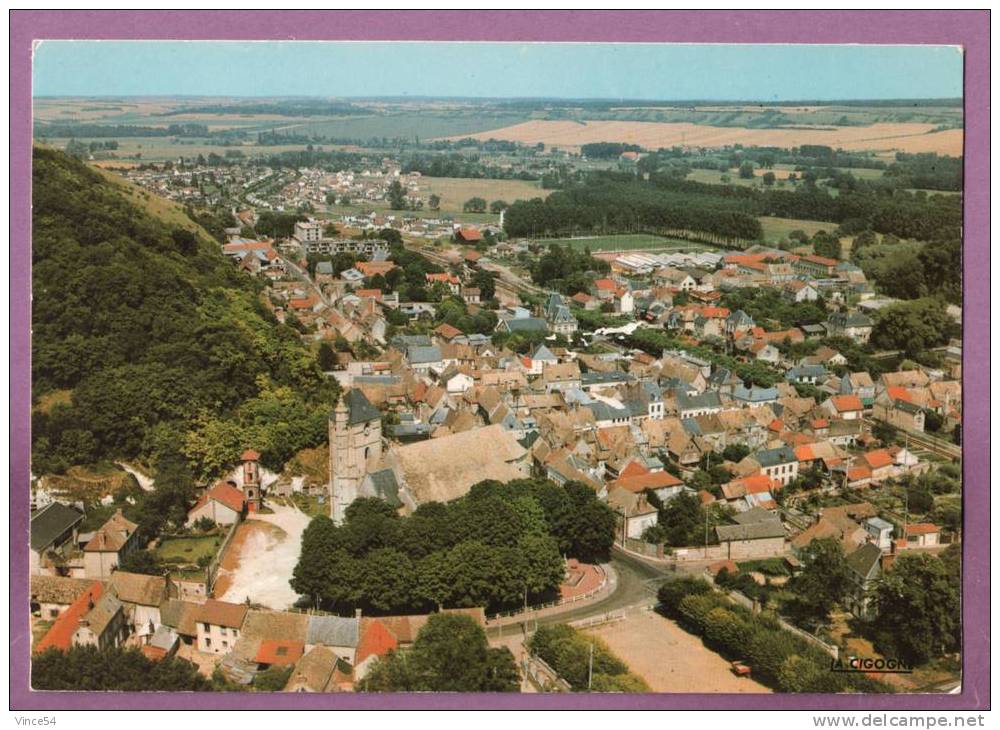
[329,389,382,524]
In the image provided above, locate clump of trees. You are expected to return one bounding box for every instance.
[529,244,610,292]
[290,479,616,615]
[359,613,519,692]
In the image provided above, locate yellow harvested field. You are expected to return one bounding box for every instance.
[446,120,963,156]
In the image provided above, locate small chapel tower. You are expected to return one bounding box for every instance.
[329,390,382,524]
[241,449,262,512]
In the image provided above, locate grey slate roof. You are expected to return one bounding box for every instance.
[581,371,633,387]
[30,502,84,551]
[756,446,798,467]
[343,389,381,426]
[530,343,558,362]
[306,615,360,648]
[676,390,722,412]
[367,469,402,508]
[502,317,548,333]
[731,385,779,402]
[716,519,785,542]
[407,345,443,364]
[846,542,882,579]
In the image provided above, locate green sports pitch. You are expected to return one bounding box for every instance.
[535,233,712,252]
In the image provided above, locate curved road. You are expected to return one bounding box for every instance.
[536,548,677,626]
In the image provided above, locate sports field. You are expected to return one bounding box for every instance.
[537,233,713,252]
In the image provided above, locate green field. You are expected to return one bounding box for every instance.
[535,233,713,253]
[155,535,222,564]
[275,112,532,141]
[758,216,837,244]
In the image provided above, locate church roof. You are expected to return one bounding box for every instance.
[388,424,527,505]
[341,389,381,426]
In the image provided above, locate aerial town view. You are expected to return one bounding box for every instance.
[28,41,963,695]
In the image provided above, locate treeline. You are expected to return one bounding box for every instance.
[290,480,616,615]
[580,142,643,159]
[164,100,368,117]
[658,578,891,693]
[35,123,210,138]
[31,148,338,480]
[401,153,540,180]
[646,174,962,242]
[505,177,763,241]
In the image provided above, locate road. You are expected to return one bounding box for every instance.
[279,252,333,308]
[535,548,677,626]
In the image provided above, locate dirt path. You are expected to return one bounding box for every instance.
[216,503,311,610]
[582,610,771,694]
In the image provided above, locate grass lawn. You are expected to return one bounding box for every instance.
[155,535,223,564]
[289,492,330,518]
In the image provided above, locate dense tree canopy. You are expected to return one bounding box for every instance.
[358,613,519,692]
[290,479,615,615]
[871,549,961,665]
[32,645,211,691]
[31,148,338,479]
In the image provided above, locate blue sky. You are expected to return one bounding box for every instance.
[33,41,963,100]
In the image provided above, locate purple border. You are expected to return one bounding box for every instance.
[9,10,989,711]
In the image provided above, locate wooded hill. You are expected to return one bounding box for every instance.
[31,147,338,481]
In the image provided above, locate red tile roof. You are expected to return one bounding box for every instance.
[801,254,839,267]
[594,279,617,291]
[847,466,872,481]
[256,639,305,666]
[906,523,940,536]
[863,450,894,470]
[194,599,249,629]
[887,386,914,403]
[35,582,103,653]
[618,461,651,479]
[830,394,864,412]
[241,449,260,461]
[457,228,484,243]
[193,482,246,515]
[435,323,463,340]
[356,619,398,664]
[795,445,815,462]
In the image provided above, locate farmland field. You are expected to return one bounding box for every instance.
[534,233,713,253]
[415,176,545,212]
[446,119,963,156]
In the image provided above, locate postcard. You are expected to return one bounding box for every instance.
[10,10,989,714]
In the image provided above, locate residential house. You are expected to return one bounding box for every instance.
[755,446,800,487]
[715,509,786,559]
[844,543,882,618]
[873,388,926,433]
[194,599,249,655]
[905,523,941,548]
[186,481,245,527]
[864,517,895,551]
[30,502,84,576]
[607,487,659,540]
[83,510,141,580]
[826,312,873,344]
[823,394,865,421]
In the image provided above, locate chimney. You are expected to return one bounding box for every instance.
[355,608,363,621]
